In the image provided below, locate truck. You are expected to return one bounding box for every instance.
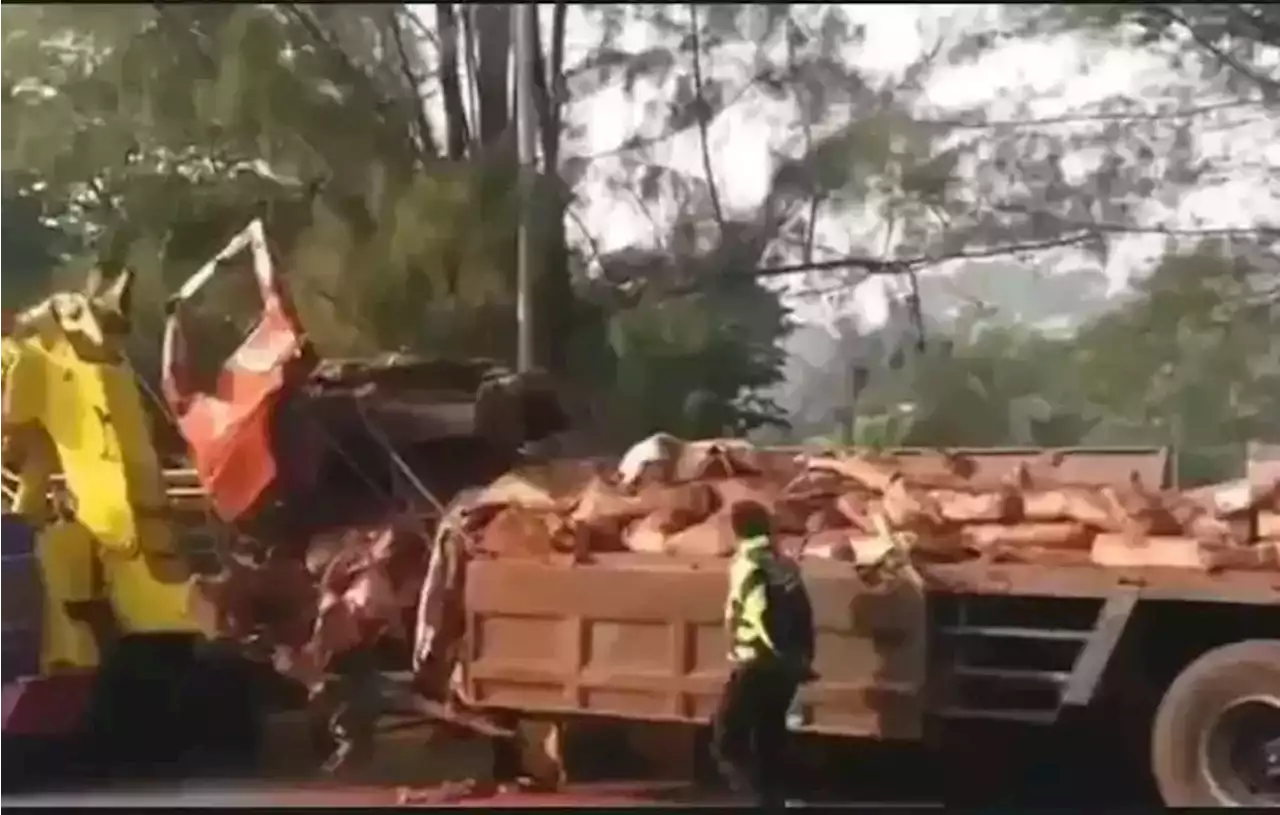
[438,444,1279,808]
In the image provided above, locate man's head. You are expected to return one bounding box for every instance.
[728,499,773,543]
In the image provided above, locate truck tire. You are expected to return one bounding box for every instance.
[83,634,266,778]
[1151,639,1280,807]
[178,639,267,775]
[81,632,198,776]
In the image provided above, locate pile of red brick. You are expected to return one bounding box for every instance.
[460,438,1280,574]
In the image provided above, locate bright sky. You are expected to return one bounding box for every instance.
[408,4,1279,330]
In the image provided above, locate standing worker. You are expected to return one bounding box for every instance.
[711,500,817,806]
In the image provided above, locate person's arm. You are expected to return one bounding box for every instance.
[727,555,777,655]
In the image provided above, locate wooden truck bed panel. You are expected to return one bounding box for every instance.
[926,560,1280,605]
[462,555,927,740]
[459,549,1278,741]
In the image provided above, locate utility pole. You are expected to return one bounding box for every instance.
[513,4,537,373]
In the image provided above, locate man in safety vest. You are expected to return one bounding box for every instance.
[711,500,817,806]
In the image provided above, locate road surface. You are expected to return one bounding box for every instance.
[3,715,1160,808]
[4,779,947,808]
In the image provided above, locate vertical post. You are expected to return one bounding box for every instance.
[513,4,537,373]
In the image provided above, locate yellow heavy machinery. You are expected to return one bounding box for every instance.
[1,272,264,790]
[2,221,569,792]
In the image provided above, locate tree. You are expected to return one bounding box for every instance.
[930,4,1277,253]
[1,179,64,311]
[785,241,1277,484]
[559,5,1001,434]
[768,3,1280,468]
[1070,240,1279,481]
[1012,4,1280,107]
[0,3,807,442]
[12,4,1269,451]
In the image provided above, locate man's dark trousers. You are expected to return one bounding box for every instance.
[710,658,801,805]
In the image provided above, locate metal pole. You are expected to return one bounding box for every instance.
[513,4,537,373]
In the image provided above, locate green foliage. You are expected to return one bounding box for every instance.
[1,2,802,450]
[790,242,1278,484]
[10,0,1268,459]
[850,411,916,452]
[0,5,526,361]
[1011,4,1280,105]
[1,183,64,311]
[604,276,791,439]
[1071,241,1280,456]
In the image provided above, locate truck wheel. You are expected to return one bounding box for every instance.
[81,633,197,777]
[1151,639,1280,807]
[512,718,567,790]
[178,641,267,774]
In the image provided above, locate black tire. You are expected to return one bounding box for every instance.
[82,634,267,779]
[1151,639,1280,807]
[81,633,198,777]
[3,732,89,793]
[177,639,268,776]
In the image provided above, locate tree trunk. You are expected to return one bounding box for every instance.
[434,3,470,160]
[474,4,511,148]
[387,6,437,162]
[529,2,574,374]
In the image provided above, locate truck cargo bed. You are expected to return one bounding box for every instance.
[461,553,927,740]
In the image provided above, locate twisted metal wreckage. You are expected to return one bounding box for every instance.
[157,220,567,766]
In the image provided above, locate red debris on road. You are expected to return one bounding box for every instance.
[263,780,737,808]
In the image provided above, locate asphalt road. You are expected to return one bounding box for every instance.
[2,717,1162,808]
[3,780,945,809]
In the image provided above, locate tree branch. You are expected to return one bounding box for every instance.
[578,94,1254,169]
[580,76,762,161]
[608,220,1268,310]
[550,5,568,90]
[386,7,436,163]
[750,223,1280,289]
[992,205,1280,239]
[915,98,1264,132]
[400,8,441,49]
[281,4,421,172]
[785,19,821,266]
[433,3,470,160]
[528,6,560,171]
[688,3,725,232]
[564,205,606,273]
[460,5,481,138]
[1149,5,1280,100]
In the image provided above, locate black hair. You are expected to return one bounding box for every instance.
[728,499,772,540]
